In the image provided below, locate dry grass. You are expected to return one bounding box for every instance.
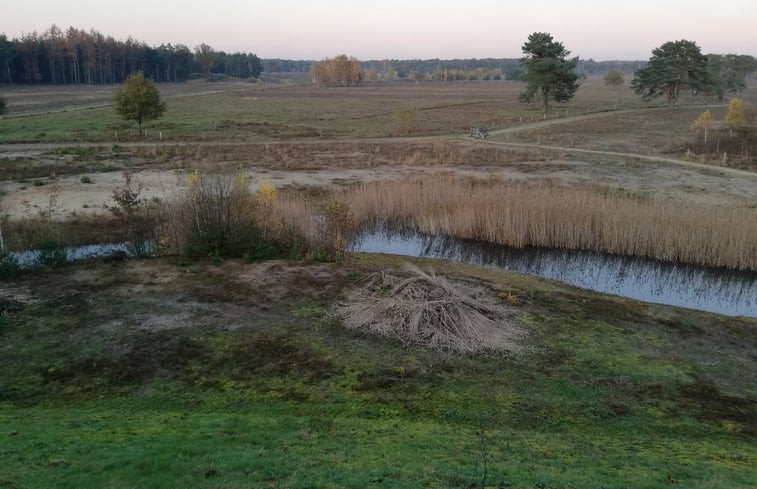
[129,140,537,171]
[338,263,525,354]
[340,177,757,271]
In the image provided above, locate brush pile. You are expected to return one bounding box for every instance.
[338,263,525,355]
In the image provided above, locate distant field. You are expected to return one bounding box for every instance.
[491,106,729,156]
[0,77,724,144]
[0,80,265,116]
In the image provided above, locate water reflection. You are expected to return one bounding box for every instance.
[351,229,757,318]
[11,243,132,268]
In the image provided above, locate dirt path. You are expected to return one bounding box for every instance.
[474,139,757,179]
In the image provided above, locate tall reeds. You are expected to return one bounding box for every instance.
[277,177,756,271]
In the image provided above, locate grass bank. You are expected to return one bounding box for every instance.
[0,256,755,488]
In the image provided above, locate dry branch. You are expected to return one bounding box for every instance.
[338,263,526,355]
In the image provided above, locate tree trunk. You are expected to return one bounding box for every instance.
[541,87,549,114]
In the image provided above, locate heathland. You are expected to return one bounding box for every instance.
[0,76,756,488]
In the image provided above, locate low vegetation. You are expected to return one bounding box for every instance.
[321,176,757,271]
[0,257,754,488]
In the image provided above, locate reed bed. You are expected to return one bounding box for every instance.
[343,177,757,271]
[276,176,756,271]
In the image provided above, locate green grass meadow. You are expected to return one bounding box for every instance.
[1,256,754,488]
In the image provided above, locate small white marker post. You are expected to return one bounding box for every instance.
[159,132,162,140]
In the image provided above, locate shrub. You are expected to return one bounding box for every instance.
[0,250,21,278]
[320,198,357,261]
[242,234,277,262]
[80,175,93,184]
[36,238,67,267]
[109,172,157,257]
[179,171,257,258]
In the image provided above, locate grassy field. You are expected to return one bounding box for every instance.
[490,106,728,157]
[1,77,756,489]
[1,256,755,489]
[0,78,726,144]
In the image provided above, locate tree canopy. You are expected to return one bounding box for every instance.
[518,32,580,113]
[310,55,363,87]
[0,26,261,85]
[706,54,755,102]
[631,40,709,110]
[114,71,166,132]
[603,70,625,86]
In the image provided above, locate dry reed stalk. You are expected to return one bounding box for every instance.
[342,177,757,271]
[272,194,320,243]
[338,263,525,355]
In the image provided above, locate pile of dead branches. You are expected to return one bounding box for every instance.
[338,263,525,355]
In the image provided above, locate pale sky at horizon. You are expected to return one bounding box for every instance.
[3,0,756,60]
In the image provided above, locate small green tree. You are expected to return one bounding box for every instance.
[603,70,625,87]
[114,71,166,132]
[519,32,580,114]
[631,40,710,110]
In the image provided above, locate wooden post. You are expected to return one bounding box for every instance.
[723,153,727,165]
[159,132,162,140]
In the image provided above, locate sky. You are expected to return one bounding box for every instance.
[3,0,756,60]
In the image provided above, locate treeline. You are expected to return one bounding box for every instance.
[260,57,650,78]
[0,25,261,84]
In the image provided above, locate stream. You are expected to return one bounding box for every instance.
[351,229,757,318]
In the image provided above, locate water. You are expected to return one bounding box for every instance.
[10,242,143,268]
[351,229,757,318]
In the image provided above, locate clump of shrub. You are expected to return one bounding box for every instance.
[108,172,158,257]
[35,238,67,267]
[0,250,21,278]
[175,172,291,261]
[80,175,93,184]
[314,198,356,261]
